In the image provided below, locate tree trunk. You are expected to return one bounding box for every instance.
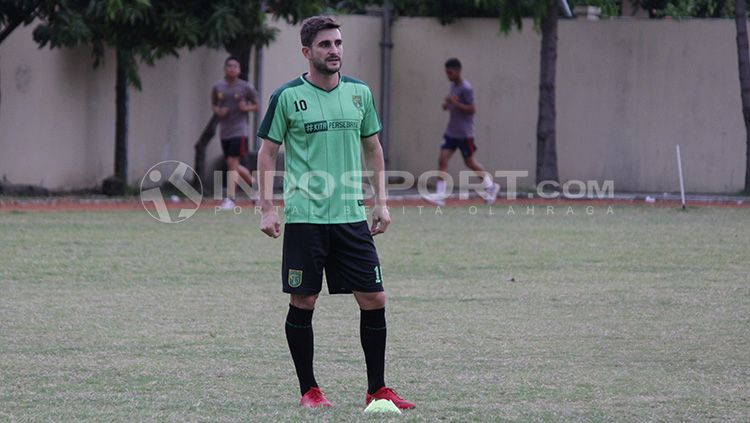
[736,0,750,192]
[192,114,219,189]
[114,49,129,193]
[228,37,254,164]
[535,0,559,185]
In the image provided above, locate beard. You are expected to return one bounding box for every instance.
[312,56,341,75]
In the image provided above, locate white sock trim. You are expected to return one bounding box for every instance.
[482,174,493,189]
[436,179,446,195]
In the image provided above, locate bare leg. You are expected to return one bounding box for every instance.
[226,156,240,199]
[463,155,491,180]
[464,155,498,203]
[236,164,254,186]
[435,148,455,198]
[438,148,454,177]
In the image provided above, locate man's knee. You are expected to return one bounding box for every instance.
[355,291,386,310]
[464,156,481,169]
[290,293,318,310]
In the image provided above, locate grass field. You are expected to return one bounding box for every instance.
[1,203,749,421]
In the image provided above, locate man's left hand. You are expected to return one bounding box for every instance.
[370,204,391,236]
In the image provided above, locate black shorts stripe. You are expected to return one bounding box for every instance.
[441,135,477,158]
[221,136,247,158]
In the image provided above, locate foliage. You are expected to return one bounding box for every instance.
[31,0,272,89]
[635,0,740,17]
[0,0,43,43]
[657,0,734,17]
[573,0,621,17]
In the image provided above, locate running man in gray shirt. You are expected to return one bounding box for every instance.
[424,58,498,206]
[212,56,258,210]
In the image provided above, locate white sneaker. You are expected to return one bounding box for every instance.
[219,198,236,210]
[423,194,446,207]
[483,183,500,204]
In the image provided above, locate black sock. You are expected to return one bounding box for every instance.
[285,304,317,395]
[360,308,387,394]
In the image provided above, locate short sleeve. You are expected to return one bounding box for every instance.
[360,88,381,137]
[257,91,287,144]
[462,85,474,105]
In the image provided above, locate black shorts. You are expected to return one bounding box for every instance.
[282,221,384,295]
[441,135,477,158]
[221,136,247,158]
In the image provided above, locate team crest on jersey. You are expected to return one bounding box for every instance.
[352,95,363,109]
[288,269,303,288]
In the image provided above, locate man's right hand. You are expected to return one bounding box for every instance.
[260,210,281,238]
[214,106,230,118]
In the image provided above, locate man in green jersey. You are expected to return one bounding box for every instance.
[256,16,415,410]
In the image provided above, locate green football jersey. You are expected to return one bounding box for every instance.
[257,73,382,224]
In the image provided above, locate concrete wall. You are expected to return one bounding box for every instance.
[389,18,745,192]
[0,17,746,193]
[0,16,380,191]
[0,24,228,190]
[389,18,540,187]
[557,20,744,192]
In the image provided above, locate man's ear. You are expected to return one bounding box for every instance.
[301,46,311,60]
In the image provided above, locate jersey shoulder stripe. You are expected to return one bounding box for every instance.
[341,75,369,87]
[257,77,305,142]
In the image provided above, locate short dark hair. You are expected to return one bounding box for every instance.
[225,56,240,66]
[300,16,341,47]
[445,58,462,70]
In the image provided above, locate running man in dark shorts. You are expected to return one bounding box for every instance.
[424,58,499,206]
[211,56,258,210]
[256,16,415,410]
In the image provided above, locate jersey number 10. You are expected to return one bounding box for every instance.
[294,100,308,112]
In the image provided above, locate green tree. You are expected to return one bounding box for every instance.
[31,0,271,194]
[0,0,42,44]
[635,0,734,17]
